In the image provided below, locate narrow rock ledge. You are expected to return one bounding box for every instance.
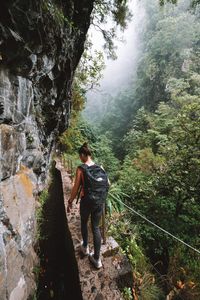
[57,160,132,300]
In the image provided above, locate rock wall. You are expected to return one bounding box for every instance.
[0,0,94,298]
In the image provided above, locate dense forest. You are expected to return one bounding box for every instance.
[61,0,200,299]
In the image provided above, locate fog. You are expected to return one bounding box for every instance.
[84,0,146,123]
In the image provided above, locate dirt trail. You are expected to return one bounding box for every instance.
[57,160,131,300]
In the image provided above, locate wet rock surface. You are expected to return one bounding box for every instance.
[0,166,38,299]
[0,0,95,298]
[58,160,133,300]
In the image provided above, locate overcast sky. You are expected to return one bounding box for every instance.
[87,0,146,95]
[84,0,146,121]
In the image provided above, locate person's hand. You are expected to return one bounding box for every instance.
[67,199,73,213]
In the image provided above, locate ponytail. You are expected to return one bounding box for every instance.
[78,142,92,156]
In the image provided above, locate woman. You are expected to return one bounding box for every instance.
[67,143,105,269]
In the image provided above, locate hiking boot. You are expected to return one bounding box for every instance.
[80,244,89,256]
[89,253,102,269]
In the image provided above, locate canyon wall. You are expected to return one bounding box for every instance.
[0,1,94,298]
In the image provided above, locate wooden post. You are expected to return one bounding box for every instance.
[67,158,70,172]
[102,203,106,245]
[70,160,73,175]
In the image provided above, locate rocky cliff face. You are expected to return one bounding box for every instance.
[0,1,94,298]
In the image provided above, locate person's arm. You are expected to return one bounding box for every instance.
[67,167,82,212]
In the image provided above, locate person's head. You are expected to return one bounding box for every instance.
[78,142,92,163]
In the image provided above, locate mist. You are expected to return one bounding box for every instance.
[84,0,146,123]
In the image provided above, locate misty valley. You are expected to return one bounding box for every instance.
[0,0,200,299]
[61,0,200,299]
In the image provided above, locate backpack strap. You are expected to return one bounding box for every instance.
[79,164,88,190]
[78,164,93,197]
[75,166,86,203]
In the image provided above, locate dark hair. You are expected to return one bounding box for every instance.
[78,142,92,156]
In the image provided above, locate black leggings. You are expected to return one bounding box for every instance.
[80,197,103,260]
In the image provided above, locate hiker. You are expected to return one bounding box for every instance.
[67,143,109,269]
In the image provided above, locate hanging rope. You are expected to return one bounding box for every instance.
[115,198,200,255]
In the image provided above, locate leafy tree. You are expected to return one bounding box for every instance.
[118,90,200,296]
[60,117,98,154]
[74,38,105,94]
[61,0,200,297]
[92,134,120,181]
[92,0,132,58]
[99,0,200,160]
[59,38,105,154]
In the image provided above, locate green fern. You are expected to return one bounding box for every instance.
[106,184,128,215]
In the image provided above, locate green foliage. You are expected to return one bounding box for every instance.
[160,0,200,7]
[100,89,136,158]
[74,39,105,95]
[133,4,200,112]
[37,190,49,218]
[68,38,106,131]
[29,293,37,300]
[98,0,200,158]
[32,265,41,284]
[111,98,200,292]
[106,184,125,215]
[92,134,120,181]
[109,216,141,265]
[59,0,200,297]
[60,117,120,181]
[59,36,106,158]
[92,0,132,58]
[138,278,165,300]
[122,287,133,300]
[42,0,74,28]
[36,189,49,241]
[62,152,81,178]
[117,93,200,295]
[97,3,200,287]
[192,0,200,6]
[167,246,200,299]
[61,45,119,178]
[109,216,164,300]
[159,0,178,5]
[60,117,97,154]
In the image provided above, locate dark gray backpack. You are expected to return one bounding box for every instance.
[79,164,109,204]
